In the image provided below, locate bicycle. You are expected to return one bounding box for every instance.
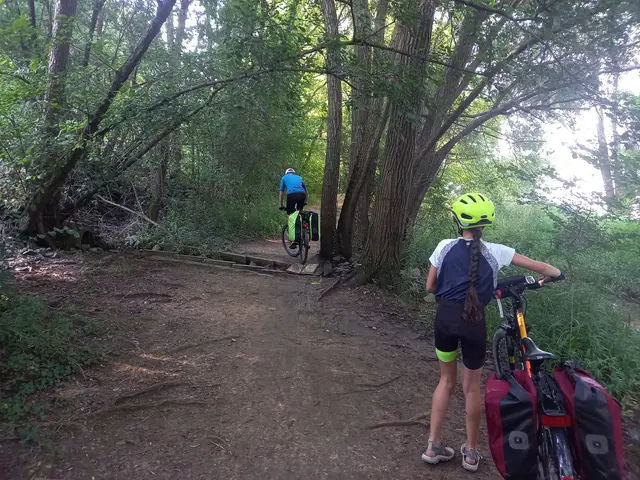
[280,207,310,264]
[491,274,576,480]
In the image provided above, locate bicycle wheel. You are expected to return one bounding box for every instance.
[492,328,522,377]
[300,228,309,264]
[282,224,300,258]
[539,427,576,480]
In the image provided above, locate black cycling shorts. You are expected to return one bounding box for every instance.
[434,300,486,370]
[286,192,306,215]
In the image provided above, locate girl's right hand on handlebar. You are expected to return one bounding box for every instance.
[539,272,565,286]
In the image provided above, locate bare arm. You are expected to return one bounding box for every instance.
[426,265,438,293]
[512,253,561,278]
[279,190,284,208]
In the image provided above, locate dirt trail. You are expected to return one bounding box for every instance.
[3,251,501,479]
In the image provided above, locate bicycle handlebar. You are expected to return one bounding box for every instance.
[496,273,564,299]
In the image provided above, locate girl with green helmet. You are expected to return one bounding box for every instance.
[421,193,563,472]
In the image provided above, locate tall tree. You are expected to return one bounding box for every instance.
[28,0,37,28]
[82,0,107,68]
[359,0,436,282]
[21,0,178,233]
[319,0,342,258]
[36,0,78,232]
[338,0,389,257]
[149,0,194,222]
[596,107,617,200]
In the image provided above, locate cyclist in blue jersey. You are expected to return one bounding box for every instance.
[279,168,308,249]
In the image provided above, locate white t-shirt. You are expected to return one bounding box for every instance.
[428,238,516,304]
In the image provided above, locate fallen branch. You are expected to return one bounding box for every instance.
[317,278,341,302]
[114,380,184,405]
[365,413,429,430]
[355,374,404,389]
[88,399,213,416]
[168,335,240,354]
[96,195,167,231]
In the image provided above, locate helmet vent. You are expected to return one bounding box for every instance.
[468,194,477,203]
[478,194,485,201]
[460,199,468,205]
[481,215,487,219]
[461,213,473,220]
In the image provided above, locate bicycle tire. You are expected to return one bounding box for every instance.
[282,224,300,258]
[492,328,522,377]
[300,228,310,264]
[539,427,576,480]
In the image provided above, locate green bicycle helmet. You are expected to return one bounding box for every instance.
[451,192,495,229]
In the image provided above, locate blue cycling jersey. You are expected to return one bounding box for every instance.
[279,174,306,194]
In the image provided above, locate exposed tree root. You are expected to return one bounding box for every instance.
[168,335,240,354]
[114,381,184,405]
[317,278,341,302]
[365,413,429,430]
[355,374,404,389]
[88,399,213,417]
[338,374,405,395]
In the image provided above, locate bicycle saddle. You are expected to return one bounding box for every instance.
[521,337,555,362]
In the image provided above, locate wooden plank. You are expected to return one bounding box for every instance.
[201,258,235,267]
[301,263,321,275]
[147,257,229,270]
[244,256,275,267]
[287,264,305,274]
[232,263,265,272]
[219,252,248,264]
[261,268,288,275]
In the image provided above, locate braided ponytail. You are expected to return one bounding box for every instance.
[462,228,483,323]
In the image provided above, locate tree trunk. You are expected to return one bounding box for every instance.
[147,143,169,222]
[33,0,78,234]
[610,72,621,194]
[348,0,373,253]
[82,0,107,68]
[337,0,389,258]
[337,100,388,258]
[148,0,191,222]
[596,107,616,201]
[42,0,77,142]
[22,0,178,233]
[359,0,435,284]
[319,0,343,258]
[28,0,37,28]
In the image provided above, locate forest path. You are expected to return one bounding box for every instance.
[3,251,501,479]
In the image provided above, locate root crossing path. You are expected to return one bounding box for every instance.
[5,252,500,479]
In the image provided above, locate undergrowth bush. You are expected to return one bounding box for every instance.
[0,281,102,425]
[127,191,284,251]
[404,201,640,404]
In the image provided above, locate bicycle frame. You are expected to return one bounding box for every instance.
[281,210,311,264]
[495,289,576,480]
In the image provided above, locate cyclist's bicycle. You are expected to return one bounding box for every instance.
[491,274,576,480]
[280,208,310,264]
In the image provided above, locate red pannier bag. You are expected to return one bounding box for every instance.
[485,370,538,480]
[554,362,624,480]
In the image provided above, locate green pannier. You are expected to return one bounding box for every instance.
[288,211,301,242]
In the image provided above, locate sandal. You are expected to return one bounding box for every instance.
[460,444,482,472]
[421,441,455,465]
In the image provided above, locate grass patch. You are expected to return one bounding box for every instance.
[0,283,102,428]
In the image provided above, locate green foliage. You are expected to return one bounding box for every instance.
[131,190,284,250]
[405,198,640,403]
[0,283,102,425]
[37,226,80,240]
